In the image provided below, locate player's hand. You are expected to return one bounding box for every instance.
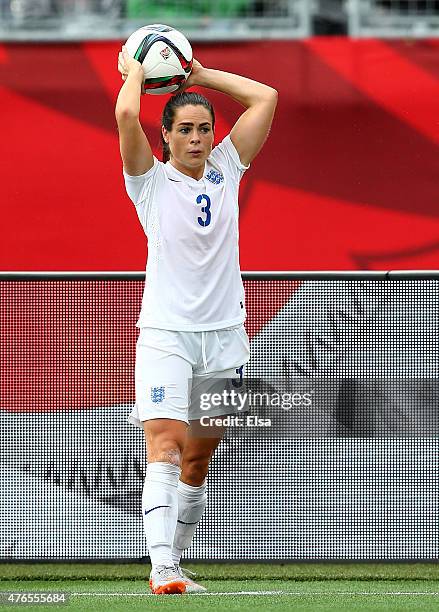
[118,46,143,82]
[177,58,204,92]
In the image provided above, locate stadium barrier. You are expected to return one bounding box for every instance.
[347,0,439,37]
[0,0,311,41]
[0,271,438,561]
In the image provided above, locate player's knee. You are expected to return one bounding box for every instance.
[148,444,182,467]
[181,456,210,485]
[144,420,187,466]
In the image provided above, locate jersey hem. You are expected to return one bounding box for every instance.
[135,314,246,332]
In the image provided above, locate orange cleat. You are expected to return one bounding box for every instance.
[149,565,186,594]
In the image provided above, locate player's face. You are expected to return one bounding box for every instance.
[164,105,214,177]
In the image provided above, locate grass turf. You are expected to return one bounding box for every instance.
[2,562,439,581]
[1,564,438,611]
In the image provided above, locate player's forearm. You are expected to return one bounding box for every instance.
[115,68,144,120]
[194,67,277,109]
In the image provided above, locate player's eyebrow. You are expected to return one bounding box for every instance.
[177,121,211,127]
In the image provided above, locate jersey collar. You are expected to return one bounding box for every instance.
[165,160,208,185]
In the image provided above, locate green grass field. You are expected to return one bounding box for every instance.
[1,563,439,611]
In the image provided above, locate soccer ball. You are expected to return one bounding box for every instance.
[124,24,193,95]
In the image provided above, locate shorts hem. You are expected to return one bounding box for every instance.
[127,413,189,428]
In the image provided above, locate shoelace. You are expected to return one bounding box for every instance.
[155,565,179,579]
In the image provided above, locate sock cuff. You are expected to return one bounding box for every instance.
[147,461,181,473]
[146,462,181,482]
[178,479,207,497]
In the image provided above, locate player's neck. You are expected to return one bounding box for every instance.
[169,158,205,181]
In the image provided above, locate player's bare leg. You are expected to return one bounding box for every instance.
[181,420,226,485]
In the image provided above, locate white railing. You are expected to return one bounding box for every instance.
[347,0,439,38]
[0,0,312,40]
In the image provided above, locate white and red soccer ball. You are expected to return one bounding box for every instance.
[124,24,193,95]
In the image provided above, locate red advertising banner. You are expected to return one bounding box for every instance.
[1,39,439,271]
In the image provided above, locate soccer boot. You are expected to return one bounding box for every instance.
[149,565,186,594]
[175,565,207,593]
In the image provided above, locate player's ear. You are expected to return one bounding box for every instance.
[161,125,169,144]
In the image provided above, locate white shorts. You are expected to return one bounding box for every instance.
[128,324,250,428]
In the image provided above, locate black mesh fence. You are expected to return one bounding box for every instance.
[0,273,438,560]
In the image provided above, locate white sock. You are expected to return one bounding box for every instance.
[172,479,207,566]
[142,462,181,570]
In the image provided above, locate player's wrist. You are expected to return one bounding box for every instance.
[190,66,213,88]
[127,65,144,83]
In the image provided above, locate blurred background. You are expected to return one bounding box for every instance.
[1,0,439,271]
[3,1,439,39]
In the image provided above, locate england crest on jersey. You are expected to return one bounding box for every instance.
[205,169,224,185]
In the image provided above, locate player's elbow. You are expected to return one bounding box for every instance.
[266,87,278,105]
[258,86,278,110]
[115,106,139,125]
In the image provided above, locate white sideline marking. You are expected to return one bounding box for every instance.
[71,591,439,597]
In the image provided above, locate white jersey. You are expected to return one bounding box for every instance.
[123,135,249,331]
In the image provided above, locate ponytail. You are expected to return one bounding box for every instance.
[161,133,171,163]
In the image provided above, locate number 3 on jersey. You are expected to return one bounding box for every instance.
[197,194,211,227]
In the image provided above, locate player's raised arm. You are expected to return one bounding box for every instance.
[115,47,154,176]
[185,60,277,166]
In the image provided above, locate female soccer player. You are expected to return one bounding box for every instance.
[116,46,277,594]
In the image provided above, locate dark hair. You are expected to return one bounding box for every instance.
[161,92,215,163]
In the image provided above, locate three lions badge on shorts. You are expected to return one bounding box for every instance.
[151,386,165,403]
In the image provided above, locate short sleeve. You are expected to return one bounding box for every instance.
[209,134,250,184]
[123,157,162,232]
